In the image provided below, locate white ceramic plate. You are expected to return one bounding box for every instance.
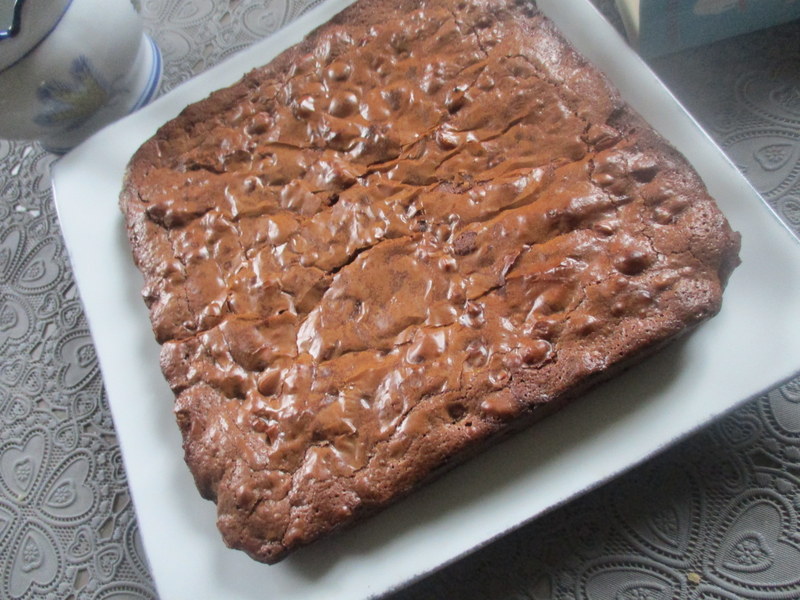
[52,1,800,598]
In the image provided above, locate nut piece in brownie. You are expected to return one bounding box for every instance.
[120,0,740,563]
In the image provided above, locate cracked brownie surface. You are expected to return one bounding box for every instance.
[120,0,740,563]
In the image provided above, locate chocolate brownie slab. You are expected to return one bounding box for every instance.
[120,0,740,563]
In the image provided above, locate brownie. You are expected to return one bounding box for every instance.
[119,0,740,563]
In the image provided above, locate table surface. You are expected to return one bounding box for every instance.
[1,1,799,598]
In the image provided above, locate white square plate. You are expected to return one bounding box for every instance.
[52,0,800,598]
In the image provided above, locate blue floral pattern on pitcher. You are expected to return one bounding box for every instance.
[34,56,116,132]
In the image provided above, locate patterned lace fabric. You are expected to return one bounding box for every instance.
[0,1,798,598]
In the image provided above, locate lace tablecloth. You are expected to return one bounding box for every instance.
[1,1,799,598]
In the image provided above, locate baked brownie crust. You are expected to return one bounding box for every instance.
[120,0,740,563]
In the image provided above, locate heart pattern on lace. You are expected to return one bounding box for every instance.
[57,330,99,391]
[770,83,800,119]
[59,302,82,329]
[780,378,800,403]
[21,367,43,396]
[705,491,800,594]
[53,421,80,452]
[721,532,773,572]
[615,464,702,566]
[764,387,800,439]
[6,521,60,598]
[36,291,59,318]
[0,444,94,597]
[67,526,94,560]
[725,130,799,199]
[0,228,24,280]
[718,415,761,447]
[14,239,61,293]
[0,357,24,385]
[740,73,800,128]
[579,559,684,600]
[0,395,32,424]
[167,0,215,25]
[0,227,62,296]
[754,143,795,172]
[72,392,97,419]
[0,293,32,352]
[615,583,668,600]
[242,1,290,37]
[95,544,123,582]
[0,430,47,499]
[39,452,95,523]
[779,195,800,226]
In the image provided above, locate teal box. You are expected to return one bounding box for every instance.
[616,0,800,57]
